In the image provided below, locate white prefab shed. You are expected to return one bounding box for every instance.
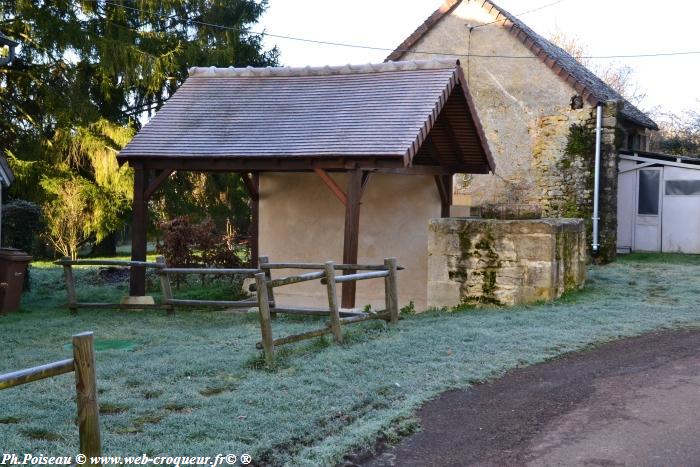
[617,150,700,253]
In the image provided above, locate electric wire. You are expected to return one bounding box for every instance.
[94,0,700,61]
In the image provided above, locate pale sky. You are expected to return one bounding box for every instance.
[260,0,700,117]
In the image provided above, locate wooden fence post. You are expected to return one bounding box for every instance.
[255,273,274,366]
[324,262,343,343]
[259,256,276,317]
[72,332,101,460]
[155,256,174,314]
[62,259,77,314]
[384,258,399,325]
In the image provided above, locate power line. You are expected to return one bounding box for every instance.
[94,0,700,60]
[472,0,567,29]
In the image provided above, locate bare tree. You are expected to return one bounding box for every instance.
[649,105,700,155]
[549,30,647,106]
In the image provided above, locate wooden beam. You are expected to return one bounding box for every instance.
[435,175,449,217]
[129,165,148,296]
[314,168,347,206]
[360,172,371,197]
[341,169,364,308]
[442,174,453,217]
[144,169,174,199]
[241,172,259,198]
[242,172,260,267]
[121,156,406,173]
[368,166,450,176]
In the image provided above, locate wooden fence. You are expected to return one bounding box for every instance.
[56,258,165,313]
[56,257,402,364]
[0,332,101,459]
[154,255,260,312]
[56,256,260,313]
[255,258,400,365]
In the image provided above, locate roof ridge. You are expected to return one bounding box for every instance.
[386,0,657,130]
[189,59,460,78]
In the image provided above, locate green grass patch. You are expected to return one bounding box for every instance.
[22,428,63,441]
[1,254,699,464]
[99,403,130,415]
[618,252,700,264]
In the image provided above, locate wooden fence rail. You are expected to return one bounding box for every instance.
[56,256,260,313]
[0,332,101,460]
[154,258,259,311]
[255,257,400,365]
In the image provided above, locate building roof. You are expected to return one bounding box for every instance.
[620,149,700,167]
[0,156,14,187]
[387,0,658,131]
[118,59,494,174]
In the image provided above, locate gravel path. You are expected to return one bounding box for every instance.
[362,328,700,467]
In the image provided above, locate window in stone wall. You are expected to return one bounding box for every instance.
[638,170,660,215]
[627,132,647,151]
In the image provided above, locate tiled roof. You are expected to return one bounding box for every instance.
[118,59,494,172]
[387,0,658,130]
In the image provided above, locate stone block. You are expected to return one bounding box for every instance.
[428,218,586,308]
[515,234,556,262]
[427,280,462,309]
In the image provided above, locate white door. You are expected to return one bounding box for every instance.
[634,168,663,252]
[661,167,700,253]
[616,160,638,252]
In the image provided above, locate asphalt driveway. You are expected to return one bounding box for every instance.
[362,328,700,467]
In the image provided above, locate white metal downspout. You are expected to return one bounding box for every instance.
[592,103,603,253]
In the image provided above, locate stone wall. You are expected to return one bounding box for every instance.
[428,218,586,308]
[530,101,620,263]
[400,1,625,263]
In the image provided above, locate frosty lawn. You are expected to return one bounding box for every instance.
[1,254,699,465]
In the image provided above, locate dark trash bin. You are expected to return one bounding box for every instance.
[0,248,32,313]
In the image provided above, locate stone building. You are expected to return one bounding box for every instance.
[388,0,658,261]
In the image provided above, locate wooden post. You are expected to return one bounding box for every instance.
[324,261,343,343]
[443,174,453,218]
[435,175,453,218]
[259,256,276,317]
[254,273,274,365]
[342,169,364,308]
[155,256,174,314]
[129,165,148,296]
[242,173,260,268]
[72,332,101,460]
[384,257,399,325]
[62,260,77,313]
[250,173,259,268]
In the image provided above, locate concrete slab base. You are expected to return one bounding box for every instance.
[120,295,155,309]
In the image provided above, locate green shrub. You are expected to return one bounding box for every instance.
[1,199,43,254]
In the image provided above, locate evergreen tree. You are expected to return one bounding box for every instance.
[0,0,277,252]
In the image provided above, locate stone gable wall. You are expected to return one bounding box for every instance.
[400,1,622,262]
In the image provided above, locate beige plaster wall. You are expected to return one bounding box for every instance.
[259,172,440,310]
[400,1,597,208]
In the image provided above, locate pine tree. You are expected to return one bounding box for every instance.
[0,0,278,252]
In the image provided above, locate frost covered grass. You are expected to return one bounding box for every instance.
[1,255,699,465]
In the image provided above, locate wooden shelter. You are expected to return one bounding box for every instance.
[117,59,494,308]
